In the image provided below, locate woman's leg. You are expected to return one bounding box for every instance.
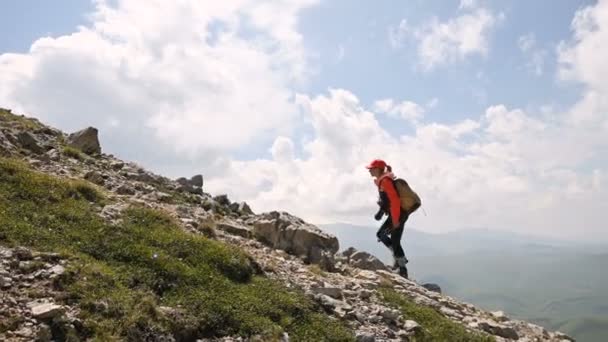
[391,212,409,277]
[376,217,392,248]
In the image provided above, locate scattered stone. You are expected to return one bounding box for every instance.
[312,285,343,299]
[478,320,519,340]
[422,283,441,293]
[216,221,252,239]
[49,265,65,276]
[491,310,509,322]
[84,170,105,185]
[111,161,125,170]
[14,246,33,261]
[30,303,64,320]
[349,250,388,271]
[404,320,421,332]
[67,127,101,155]
[0,276,12,288]
[355,332,375,342]
[116,183,136,195]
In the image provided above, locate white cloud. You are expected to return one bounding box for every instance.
[518,33,536,52]
[0,0,317,162]
[390,7,501,70]
[373,98,426,123]
[518,33,546,76]
[205,87,608,241]
[388,19,409,49]
[459,0,478,10]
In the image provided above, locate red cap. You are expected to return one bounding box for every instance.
[365,159,386,169]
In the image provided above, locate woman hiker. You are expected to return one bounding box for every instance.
[366,159,410,279]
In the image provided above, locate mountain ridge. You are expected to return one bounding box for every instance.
[0,107,575,341]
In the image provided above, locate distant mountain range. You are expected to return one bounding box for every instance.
[320,222,608,342]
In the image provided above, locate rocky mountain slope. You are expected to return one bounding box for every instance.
[0,107,576,341]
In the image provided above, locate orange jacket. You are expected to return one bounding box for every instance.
[375,172,401,227]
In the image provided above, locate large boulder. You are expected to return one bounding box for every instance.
[67,127,101,155]
[248,211,339,269]
[340,247,388,271]
[176,174,203,195]
[16,132,43,154]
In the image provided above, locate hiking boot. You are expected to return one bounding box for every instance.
[398,266,409,279]
[392,256,408,270]
[391,260,399,270]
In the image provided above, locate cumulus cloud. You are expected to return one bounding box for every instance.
[206,86,608,241]
[390,5,501,70]
[373,98,425,123]
[0,0,317,164]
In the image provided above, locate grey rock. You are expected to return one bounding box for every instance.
[478,320,519,340]
[314,294,340,312]
[216,221,252,238]
[491,310,509,322]
[111,161,125,170]
[355,332,375,342]
[67,127,101,155]
[349,250,388,271]
[14,246,33,260]
[404,320,421,332]
[359,289,374,300]
[214,194,231,206]
[46,148,61,161]
[190,174,203,188]
[85,171,105,185]
[238,202,254,215]
[16,132,43,154]
[553,331,575,341]
[340,246,358,259]
[422,283,441,293]
[312,286,343,299]
[30,303,64,320]
[250,211,339,267]
[49,265,65,276]
[0,276,12,288]
[380,308,400,322]
[116,184,136,195]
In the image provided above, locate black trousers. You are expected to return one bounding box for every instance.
[376,211,408,258]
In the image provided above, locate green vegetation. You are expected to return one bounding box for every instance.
[0,157,355,341]
[62,145,86,160]
[0,108,43,130]
[379,287,495,342]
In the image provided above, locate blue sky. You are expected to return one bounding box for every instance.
[1,0,589,145]
[1,0,607,241]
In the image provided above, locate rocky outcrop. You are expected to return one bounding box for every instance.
[67,127,101,155]
[247,211,339,270]
[176,174,203,195]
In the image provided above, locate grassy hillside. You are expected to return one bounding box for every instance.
[0,157,355,341]
[0,155,500,341]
